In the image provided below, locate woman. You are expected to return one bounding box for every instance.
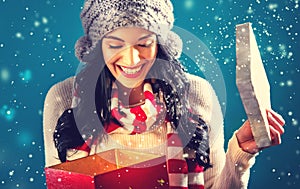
[43,0,285,188]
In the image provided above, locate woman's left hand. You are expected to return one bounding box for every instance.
[235,109,286,154]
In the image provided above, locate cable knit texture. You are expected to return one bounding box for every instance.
[43,73,257,188]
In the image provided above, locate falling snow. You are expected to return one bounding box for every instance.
[0,0,299,188]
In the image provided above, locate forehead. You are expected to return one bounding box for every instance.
[104,27,155,42]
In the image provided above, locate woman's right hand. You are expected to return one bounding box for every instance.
[235,109,285,154]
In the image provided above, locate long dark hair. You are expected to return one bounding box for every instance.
[54,39,212,170]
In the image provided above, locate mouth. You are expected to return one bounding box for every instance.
[117,64,145,78]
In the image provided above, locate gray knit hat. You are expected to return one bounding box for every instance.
[75,0,183,62]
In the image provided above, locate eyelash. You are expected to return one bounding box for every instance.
[138,41,154,48]
[108,41,154,49]
[109,45,123,49]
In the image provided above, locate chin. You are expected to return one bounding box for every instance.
[117,79,144,88]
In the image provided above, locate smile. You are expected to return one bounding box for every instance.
[120,65,143,74]
[117,64,146,78]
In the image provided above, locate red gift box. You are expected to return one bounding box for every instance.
[45,149,169,189]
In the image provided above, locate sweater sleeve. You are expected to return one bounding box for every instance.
[43,77,74,167]
[186,73,257,189]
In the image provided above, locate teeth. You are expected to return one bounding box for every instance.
[120,66,142,74]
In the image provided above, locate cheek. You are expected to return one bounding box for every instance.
[102,44,109,64]
[141,45,158,60]
[102,49,121,65]
[149,48,157,59]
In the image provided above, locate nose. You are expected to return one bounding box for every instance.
[122,45,141,66]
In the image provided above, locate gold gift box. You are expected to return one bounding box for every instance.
[45,149,169,189]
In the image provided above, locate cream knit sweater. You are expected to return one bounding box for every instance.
[43,73,257,189]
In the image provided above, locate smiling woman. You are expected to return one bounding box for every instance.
[43,0,286,188]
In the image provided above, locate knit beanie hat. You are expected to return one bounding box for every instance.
[75,0,183,62]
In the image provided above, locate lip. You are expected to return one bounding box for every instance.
[117,64,146,78]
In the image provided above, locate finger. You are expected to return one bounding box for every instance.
[266,109,285,126]
[267,112,285,134]
[240,140,260,154]
[236,120,254,143]
[269,125,281,145]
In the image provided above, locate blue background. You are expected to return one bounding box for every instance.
[0,0,299,188]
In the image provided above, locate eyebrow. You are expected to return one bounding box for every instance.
[103,34,155,42]
[137,34,155,41]
[103,36,125,42]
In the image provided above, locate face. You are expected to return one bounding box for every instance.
[102,27,158,88]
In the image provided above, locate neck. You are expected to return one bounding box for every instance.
[116,82,146,107]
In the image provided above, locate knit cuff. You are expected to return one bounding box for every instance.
[227,131,258,171]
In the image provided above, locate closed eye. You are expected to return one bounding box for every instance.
[138,40,154,48]
[109,44,124,49]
